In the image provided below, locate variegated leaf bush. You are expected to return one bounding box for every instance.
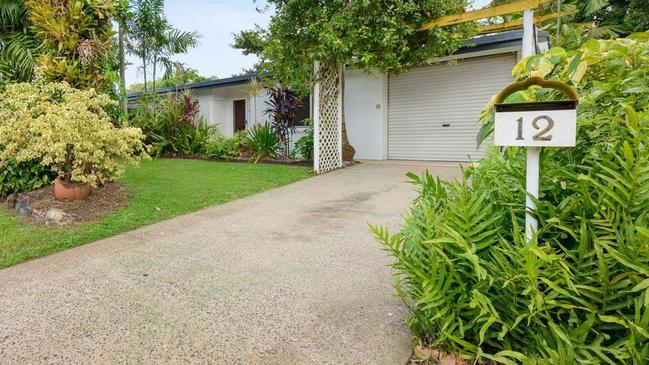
[0,82,149,188]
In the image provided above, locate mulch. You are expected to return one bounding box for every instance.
[6,183,130,226]
[162,153,314,167]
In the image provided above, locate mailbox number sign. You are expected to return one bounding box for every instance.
[494,102,577,147]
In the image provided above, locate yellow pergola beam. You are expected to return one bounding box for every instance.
[419,0,556,31]
[479,9,577,34]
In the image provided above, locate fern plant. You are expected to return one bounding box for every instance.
[373,33,649,364]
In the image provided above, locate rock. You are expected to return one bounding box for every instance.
[6,194,17,209]
[14,198,30,217]
[30,207,47,224]
[44,208,67,225]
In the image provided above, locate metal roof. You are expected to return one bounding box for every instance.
[127,74,254,99]
[457,29,549,55]
[127,30,548,99]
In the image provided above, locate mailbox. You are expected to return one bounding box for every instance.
[494,75,579,147]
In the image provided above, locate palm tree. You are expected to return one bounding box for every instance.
[127,0,199,95]
[127,0,165,93]
[116,0,131,118]
[151,28,200,94]
[0,0,38,84]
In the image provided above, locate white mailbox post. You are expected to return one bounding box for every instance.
[493,75,579,240]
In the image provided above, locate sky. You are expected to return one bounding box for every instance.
[125,0,493,87]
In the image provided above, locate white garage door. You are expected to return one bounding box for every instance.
[388,54,517,161]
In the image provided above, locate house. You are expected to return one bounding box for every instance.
[128,30,547,162]
[127,75,312,146]
[343,29,549,162]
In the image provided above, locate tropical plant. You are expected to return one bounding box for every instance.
[243,77,264,122]
[130,90,214,156]
[0,156,56,198]
[0,0,39,85]
[204,130,249,160]
[568,0,649,37]
[26,0,117,90]
[264,86,302,158]
[127,0,199,94]
[247,123,280,163]
[294,118,314,160]
[373,33,649,364]
[115,0,130,117]
[0,82,148,187]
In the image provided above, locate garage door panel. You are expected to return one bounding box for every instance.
[388,54,516,162]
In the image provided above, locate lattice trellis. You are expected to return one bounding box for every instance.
[313,61,342,174]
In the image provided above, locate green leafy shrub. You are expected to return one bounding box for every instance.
[0,82,148,187]
[294,118,314,160]
[247,123,279,163]
[131,90,215,156]
[0,157,55,198]
[205,130,248,160]
[373,33,649,364]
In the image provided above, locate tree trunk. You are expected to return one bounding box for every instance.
[338,63,355,162]
[142,52,148,94]
[152,55,157,95]
[118,21,128,121]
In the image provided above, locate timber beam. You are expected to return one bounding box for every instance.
[479,9,577,34]
[419,0,555,31]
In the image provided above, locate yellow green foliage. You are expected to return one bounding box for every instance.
[0,82,149,187]
[26,0,116,89]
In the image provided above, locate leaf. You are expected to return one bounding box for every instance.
[623,86,649,94]
[570,61,588,83]
[631,278,649,293]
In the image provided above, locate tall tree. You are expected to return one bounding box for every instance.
[116,0,130,117]
[150,28,199,94]
[0,0,39,85]
[127,0,198,95]
[26,0,116,90]
[127,0,164,93]
[233,0,476,160]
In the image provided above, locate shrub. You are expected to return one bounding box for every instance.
[0,157,56,198]
[205,130,248,160]
[294,118,314,160]
[373,33,649,364]
[264,86,302,157]
[247,123,280,163]
[0,82,148,188]
[130,90,215,156]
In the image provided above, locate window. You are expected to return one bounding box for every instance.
[293,96,311,126]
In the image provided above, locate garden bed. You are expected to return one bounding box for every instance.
[3,183,130,226]
[163,153,314,167]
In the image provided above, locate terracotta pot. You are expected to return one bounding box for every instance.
[342,143,356,162]
[54,178,92,201]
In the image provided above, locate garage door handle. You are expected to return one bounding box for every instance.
[442,123,451,127]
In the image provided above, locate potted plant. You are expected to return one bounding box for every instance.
[0,82,149,201]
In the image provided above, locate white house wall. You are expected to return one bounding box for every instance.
[344,69,386,160]
[192,89,216,126]
[186,86,308,151]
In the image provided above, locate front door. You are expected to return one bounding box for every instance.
[233,99,246,132]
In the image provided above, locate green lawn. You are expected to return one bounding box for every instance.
[0,159,312,269]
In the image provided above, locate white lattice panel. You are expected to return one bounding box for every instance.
[314,62,342,174]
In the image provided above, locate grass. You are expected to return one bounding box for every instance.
[0,159,312,269]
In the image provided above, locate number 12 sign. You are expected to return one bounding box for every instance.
[494,100,577,147]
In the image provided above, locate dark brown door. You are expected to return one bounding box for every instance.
[233,100,246,132]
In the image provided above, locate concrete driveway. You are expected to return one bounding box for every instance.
[0,161,461,365]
